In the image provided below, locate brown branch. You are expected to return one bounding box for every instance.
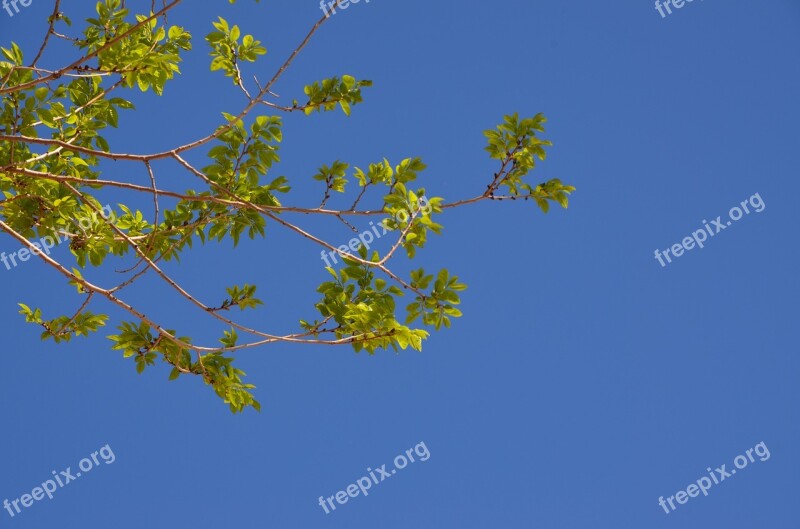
[30,0,62,68]
[0,0,183,95]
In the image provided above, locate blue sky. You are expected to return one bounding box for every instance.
[1,0,799,527]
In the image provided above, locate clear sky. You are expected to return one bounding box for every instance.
[1,0,799,527]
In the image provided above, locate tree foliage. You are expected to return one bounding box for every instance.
[0,0,575,412]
